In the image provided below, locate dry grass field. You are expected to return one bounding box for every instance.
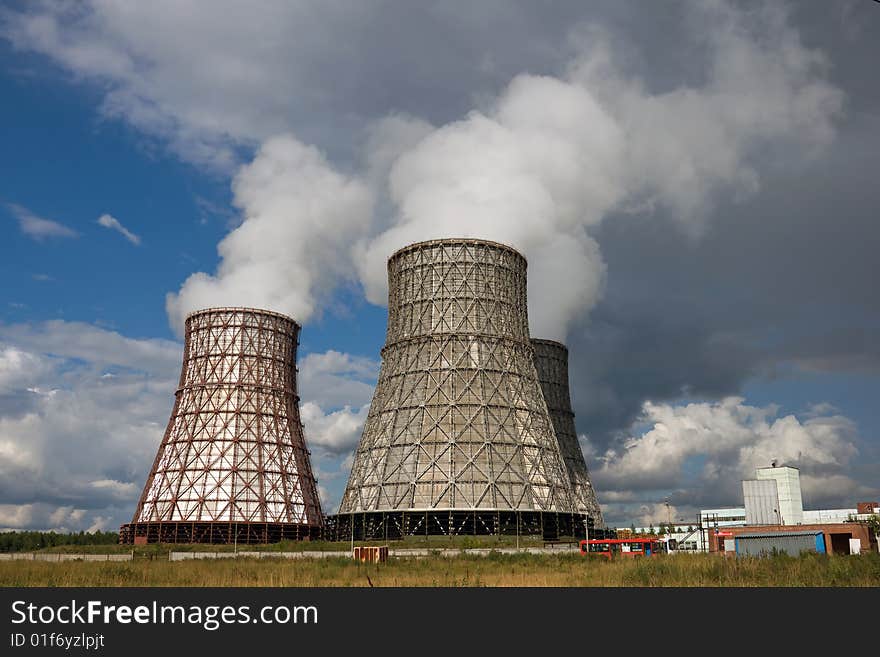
[1,551,878,587]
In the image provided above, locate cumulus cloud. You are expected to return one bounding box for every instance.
[0,346,51,393]
[592,397,870,522]
[299,350,378,410]
[294,349,379,510]
[0,503,112,533]
[628,502,683,529]
[300,401,370,455]
[6,203,77,240]
[97,213,141,245]
[0,1,384,171]
[0,503,36,529]
[298,349,377,455]
[0,322,180,532]
[0,321,182,377]
[165,135,374,334]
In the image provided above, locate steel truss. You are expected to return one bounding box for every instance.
[532,339,605,527]
[121,307,323,544]
[326,511,616,541]
[340,239,576,515]
[119,521,321,545]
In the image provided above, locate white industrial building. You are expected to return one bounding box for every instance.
[743,479,782,525]
[803,509,857,524]
[756,464,803,525]
[700,508,746,528]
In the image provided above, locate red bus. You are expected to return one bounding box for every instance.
[579,537,671,559]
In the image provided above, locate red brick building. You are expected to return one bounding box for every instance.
[708,522,876,555]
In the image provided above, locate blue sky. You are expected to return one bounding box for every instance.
[0,1,877,531]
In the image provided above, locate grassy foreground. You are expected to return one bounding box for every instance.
[1,552,878,587]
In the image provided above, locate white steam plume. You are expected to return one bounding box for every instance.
[358,2,842,340]
[166,135,373,334]
[167,2,841,340]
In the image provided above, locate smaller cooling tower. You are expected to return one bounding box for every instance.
[120,307,323,544]
[532,339,605,528]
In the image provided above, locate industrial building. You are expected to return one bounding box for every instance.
[709,523,875,555]
[120,307,323,544]
[743,479,783,525]
[621,494,878,554]
[703,464,878,554]
[334,238,604,540]
[756,463,803,525]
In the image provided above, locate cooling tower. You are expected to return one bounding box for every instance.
[532,339,605,528]
[336,238,580,538]
[120,307,323,544]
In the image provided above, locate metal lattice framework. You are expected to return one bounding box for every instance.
[120,307,322,544]
[339,239,574,518]
[532,339,605,528]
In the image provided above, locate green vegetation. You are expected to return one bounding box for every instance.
[0,530,119,553]
[1,551,877,587]
[3,533,559,557]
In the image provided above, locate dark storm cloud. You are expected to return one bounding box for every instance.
[555,4,880,522]
[569,99,880,453]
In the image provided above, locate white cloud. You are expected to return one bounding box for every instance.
[0,321,179,531]
[300,401,369,455]
[626,502,682,528]
[48,506,87,528]
[97,213,141,245]
[593,397,868,512]
[6,203,77,240]
[298,350,378,410]
[0,1,378,171]
[165,135,374,334]
[316,484,332,511]
[297,349,377,456]
[0,502,118,533]
[0,346,50,393]
[0,320,182,377]
[0,503,34,529]
[90,478,139,499]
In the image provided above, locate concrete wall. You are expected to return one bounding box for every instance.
[0,553,132,561]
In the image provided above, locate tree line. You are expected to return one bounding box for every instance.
[0,530,119,552]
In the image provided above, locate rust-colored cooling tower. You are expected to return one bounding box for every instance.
[120,307,322,544]
[532,339,604,528]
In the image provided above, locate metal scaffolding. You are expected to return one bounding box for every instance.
[337,238,576,531]
[120,307,323,544]
[532,339,605,528]
[325,510,617,542]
